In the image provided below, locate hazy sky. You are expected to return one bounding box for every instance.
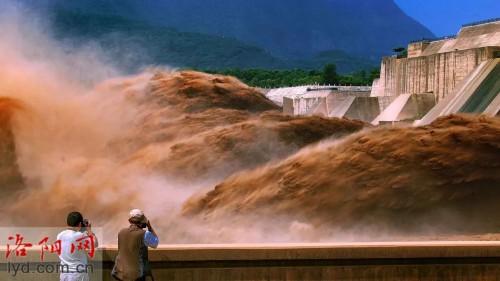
[395,0,500,36]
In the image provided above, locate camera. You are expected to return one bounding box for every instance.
[82,219,89,227]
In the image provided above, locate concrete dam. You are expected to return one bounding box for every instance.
[417,58,500,125]
[268,19,500,125]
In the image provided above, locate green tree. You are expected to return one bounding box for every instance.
[369,68,380,81]
[321,64,339,85]
[393,47,407,58]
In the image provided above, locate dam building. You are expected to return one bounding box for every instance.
[269,19,500,125]
[266,85,387,123]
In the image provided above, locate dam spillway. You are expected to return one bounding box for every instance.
[417,58,500,125]
[3,242,500,280]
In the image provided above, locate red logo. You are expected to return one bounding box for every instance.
[5,233,96,261]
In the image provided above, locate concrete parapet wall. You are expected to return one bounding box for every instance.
[3,242,500,280]
[105,242,500,281]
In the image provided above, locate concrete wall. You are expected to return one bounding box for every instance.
[343,97,381,122]
[283,97,295,115]
[417,59,499,125]
[266,86,371,109]
[373,93,436,125]
[379,47,494,101]
[408,41,431,58]
[282,90,372,116]
[283,96,326,116]
[326,95,381,122]
[377,20,500,102]
[4,242,500,281]
[460,61,500,113]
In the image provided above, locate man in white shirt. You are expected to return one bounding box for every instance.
[57,212,99,281]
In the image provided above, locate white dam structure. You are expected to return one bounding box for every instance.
[267,19,500,125]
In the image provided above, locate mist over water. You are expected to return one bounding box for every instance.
[0,3,173,242]
[0,2,362,243]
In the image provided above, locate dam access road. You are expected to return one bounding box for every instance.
[2,241,500,280]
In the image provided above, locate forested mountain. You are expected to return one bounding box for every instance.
[20,0,434,71]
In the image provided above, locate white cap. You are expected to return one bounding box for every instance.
[129,209,147,223]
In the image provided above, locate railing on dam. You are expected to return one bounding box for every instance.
[462,17,500,27]
[2,242,500,280]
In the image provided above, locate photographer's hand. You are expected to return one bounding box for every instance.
[86,222,99,248]
[86,223,93,236]
[147,220,158,238]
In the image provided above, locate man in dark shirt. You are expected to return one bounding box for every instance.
[112,209,159,281]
